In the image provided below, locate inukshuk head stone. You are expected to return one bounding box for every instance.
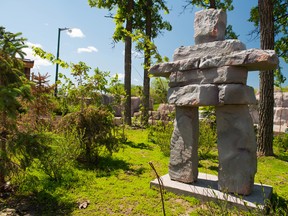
[149,9,278,195]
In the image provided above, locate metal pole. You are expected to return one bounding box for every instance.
[54,27,70,97]
[54,28,61,97]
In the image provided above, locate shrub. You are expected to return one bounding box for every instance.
[148,119,217,159]
[148,121,174,157]
[274,133,288,152]
[199,120,217,159]
[57,106,122,163]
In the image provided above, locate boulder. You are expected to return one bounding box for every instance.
[199,49,279,71]
[218,84,257,105]
[150,49,278,78]
[168,84,219,106]
[169,107,199,183]
[169,66,248,87]
[216,105,257,195]
[194,9,227,44]
[173,40,246,61]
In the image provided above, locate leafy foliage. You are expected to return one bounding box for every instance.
[183,0,234,11]
[19,73,55,131]
[148,121,174,156]
[37,130,81,181]
[150,77,169,104]
[0,26,32,187]
[57,106,122,163]
[249,0,287,86]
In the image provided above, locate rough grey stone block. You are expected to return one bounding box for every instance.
[169,107,199,183]
[173,40,246,61]
[169,66,248,87]
[168,84,219,106]
[194,9,227,44]
[199,49,279,71]
[218,84,257,105]
[150,49,278,78]
[216,105,257,195]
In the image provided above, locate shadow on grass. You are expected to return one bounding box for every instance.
[269,193,288,214]
[124,141,153,150]
[274,153,288,162]
[77,156,131,177]
[77,156,148,177]
[0,191,75,216]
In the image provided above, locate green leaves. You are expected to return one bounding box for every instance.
[187,0,234,11]
[249,0,288,85]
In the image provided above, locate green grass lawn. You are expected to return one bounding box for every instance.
[1,128,288,215]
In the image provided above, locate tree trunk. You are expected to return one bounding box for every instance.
[0,112,7,188]
[209,0,216,9]
[124,0,133,126]
[257,0,274,156]
[142,0,152,126]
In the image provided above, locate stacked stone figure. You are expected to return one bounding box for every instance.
[150,9,278,195]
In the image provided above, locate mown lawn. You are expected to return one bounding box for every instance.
[1,128,288,215]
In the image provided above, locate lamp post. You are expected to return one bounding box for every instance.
[54,27,71,97]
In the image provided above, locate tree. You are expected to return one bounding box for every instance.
[249,0,287,156]
[183,0,233,10]
[134,0,171,125]
[88,0,134,125]
[0,27,31,187]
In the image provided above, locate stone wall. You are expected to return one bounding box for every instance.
[251,91,288,133]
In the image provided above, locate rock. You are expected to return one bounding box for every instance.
[131,97,141,114]
[169,66,248,87]
[169,107,199,183]
[150,49,278,78]
[157,103,175,113]
[78,200,90,209]
[150,61,182,77]
[274,107,288,125]
[113,117,122,126]
[173,40,246,61]
[168,84,219,106]
[216,105,257,195]
[194,9,227,44]
[274,91,288,107]
[199,49,279,71]
[218,84,257,105]
[0,208,19,216]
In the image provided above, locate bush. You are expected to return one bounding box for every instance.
[148,119,217,159]
[148,121,174,157]
[57,106,122,163]
[274,133,288,152]
[199,120,217,159]
[37,129,81,181]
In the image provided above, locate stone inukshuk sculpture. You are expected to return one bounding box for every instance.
[150,9,278,195]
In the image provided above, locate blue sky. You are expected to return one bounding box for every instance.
[1,0,287,89]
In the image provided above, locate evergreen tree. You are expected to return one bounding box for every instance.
[0,27,31,187]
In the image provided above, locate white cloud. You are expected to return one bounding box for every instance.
[67,28,85,38]
[77,46,98,53]
[133,78,139,83]
[23,42,52,67]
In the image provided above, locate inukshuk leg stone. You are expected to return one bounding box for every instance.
[169,107,199,183]
[216,105,257,195]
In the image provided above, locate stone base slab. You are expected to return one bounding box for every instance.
[150,173,272,211]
